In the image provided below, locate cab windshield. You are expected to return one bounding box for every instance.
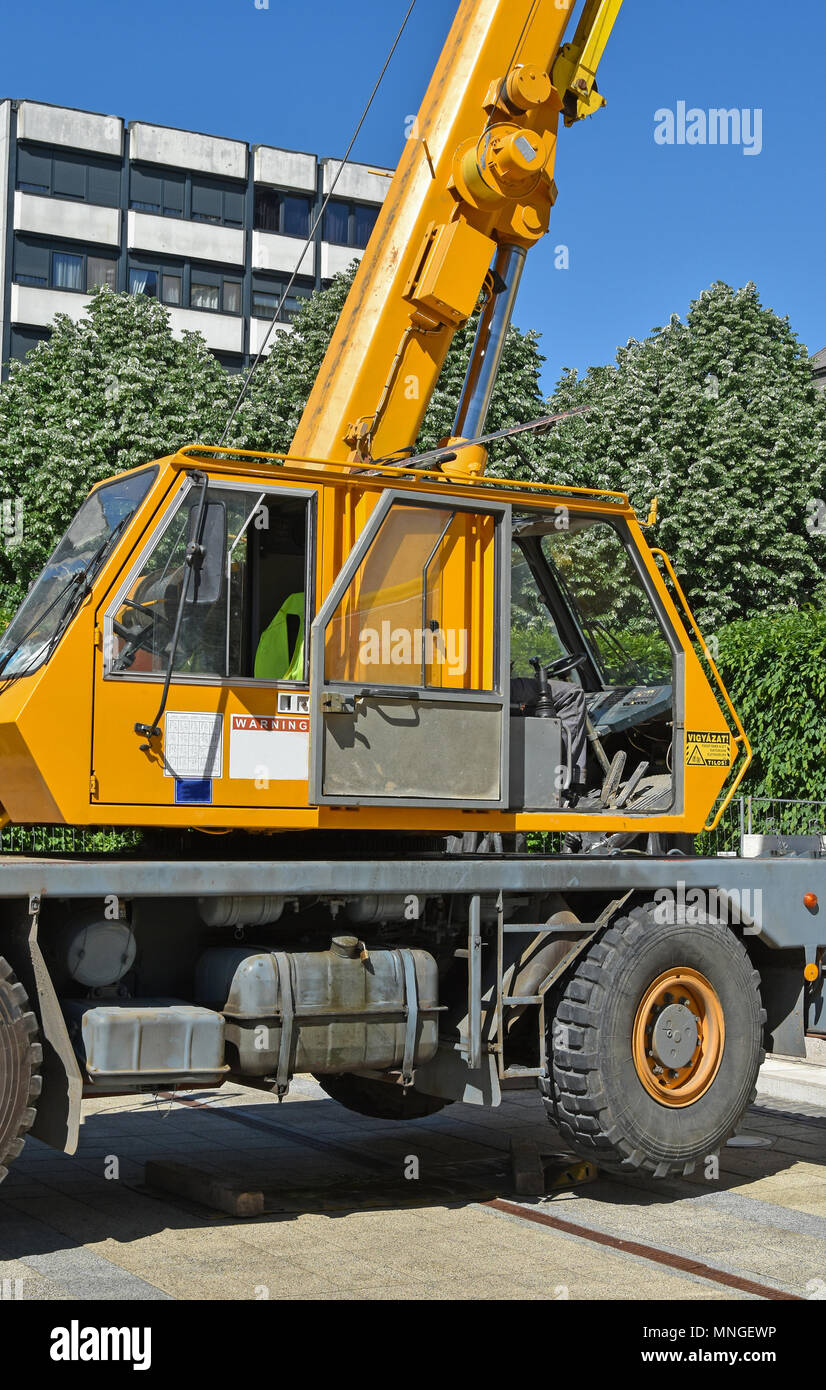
[0,468,156,679]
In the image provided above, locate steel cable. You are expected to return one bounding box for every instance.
[220,0,418,445]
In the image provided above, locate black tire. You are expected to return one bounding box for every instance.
[314,1072,449,1120]
[545,904,765,1178]
[0,957,42,1184]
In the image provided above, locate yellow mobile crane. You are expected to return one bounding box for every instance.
[0,0,821,1190]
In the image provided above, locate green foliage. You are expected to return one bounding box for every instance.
[497,282,826,630]
[228,266,358,453]
[0,824,143,855]
[0,287,232,609]
[714,607,826,803]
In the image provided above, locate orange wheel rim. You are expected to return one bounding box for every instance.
[632,967,725,1107]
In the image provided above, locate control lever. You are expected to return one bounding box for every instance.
[585,710,612,777]
[614,759,650,809]
[528,656,558,719]
[599,750,626,807]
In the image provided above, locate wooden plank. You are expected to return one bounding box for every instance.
[145,1160,265,1217]
[510,1138,546,1196]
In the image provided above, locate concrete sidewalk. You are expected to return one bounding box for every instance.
[757,1052,826,1109]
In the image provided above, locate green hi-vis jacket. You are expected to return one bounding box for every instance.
[254,592,305,681]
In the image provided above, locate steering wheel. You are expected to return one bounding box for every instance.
[119,598,174,631]
[111,599,175,670]
[543,653,588,680]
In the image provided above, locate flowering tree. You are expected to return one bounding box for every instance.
[0,288,231,612]
[505,282,826,629]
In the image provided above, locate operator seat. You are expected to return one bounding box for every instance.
[255,591,305,681]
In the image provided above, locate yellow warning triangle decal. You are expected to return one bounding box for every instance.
[687,746,706,766]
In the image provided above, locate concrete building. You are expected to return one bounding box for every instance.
[0,99,392,375]
[811,347,826,391]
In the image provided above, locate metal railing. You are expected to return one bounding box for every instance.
[698,797,826,857]
[0,798,823,860]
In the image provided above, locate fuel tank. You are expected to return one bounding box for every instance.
[195,936,439,1078]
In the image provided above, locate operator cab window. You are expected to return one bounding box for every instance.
[510,510,677,811]
[512,513,674,690]
[105,483,312,683]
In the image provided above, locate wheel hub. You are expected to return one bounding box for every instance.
[632,966,725,1107]
[651,1002,698,1069]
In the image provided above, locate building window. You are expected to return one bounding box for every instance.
[87,256,117,292]
[16,145,120,207]
[353,202,379,247]
[223,281,242,315]
[323,199,350,246]
[130,167,184,218]
[252,287,279,319]
[129,268,159,298]
[52,252,84,290]
[253,188,312,238]
[130,169,244,226]
[13,239,117,294]
[191,178,245,228]
[190,273,242,315]
[251,274,313,323]
[323,198,379,249]
[129,266,184,306]
[128,262,240,314]
[14,238,49,286]
[17,147,50,195]
[10,327,50,362]
[191,279,220,311]
[162,273,182,306]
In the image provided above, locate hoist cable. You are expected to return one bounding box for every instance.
[220,0,418,445]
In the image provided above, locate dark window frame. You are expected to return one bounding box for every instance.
[127,258,242,316]
[251,272,314,323]
[189,269,243,316]
[128,257,185,308]
[129,165,185,219]
[190,174,245,229]
[16,143,121,208]
[129,166,245,229]
[322,197,380,249]
[253,185,313,239]
[13,238,118,294]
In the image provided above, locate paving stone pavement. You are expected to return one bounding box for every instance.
[0,1077,824,1301]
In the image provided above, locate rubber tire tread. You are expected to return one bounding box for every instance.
[545,905,766,1179]
[0,956,42,1185]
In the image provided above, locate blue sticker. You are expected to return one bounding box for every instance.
[174,778,213,805]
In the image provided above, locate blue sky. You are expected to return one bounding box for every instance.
[4,0,823,393]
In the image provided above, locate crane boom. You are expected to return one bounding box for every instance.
[289,0,623,476]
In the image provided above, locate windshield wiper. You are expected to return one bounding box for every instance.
[0,511,134,683]
[0,570,84,681]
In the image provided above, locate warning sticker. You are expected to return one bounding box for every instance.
[685,730,734,768]
[229,713,310,782]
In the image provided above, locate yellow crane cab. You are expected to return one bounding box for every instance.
[0,441,745,843]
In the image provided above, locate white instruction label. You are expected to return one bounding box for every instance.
[163,712,224,779]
